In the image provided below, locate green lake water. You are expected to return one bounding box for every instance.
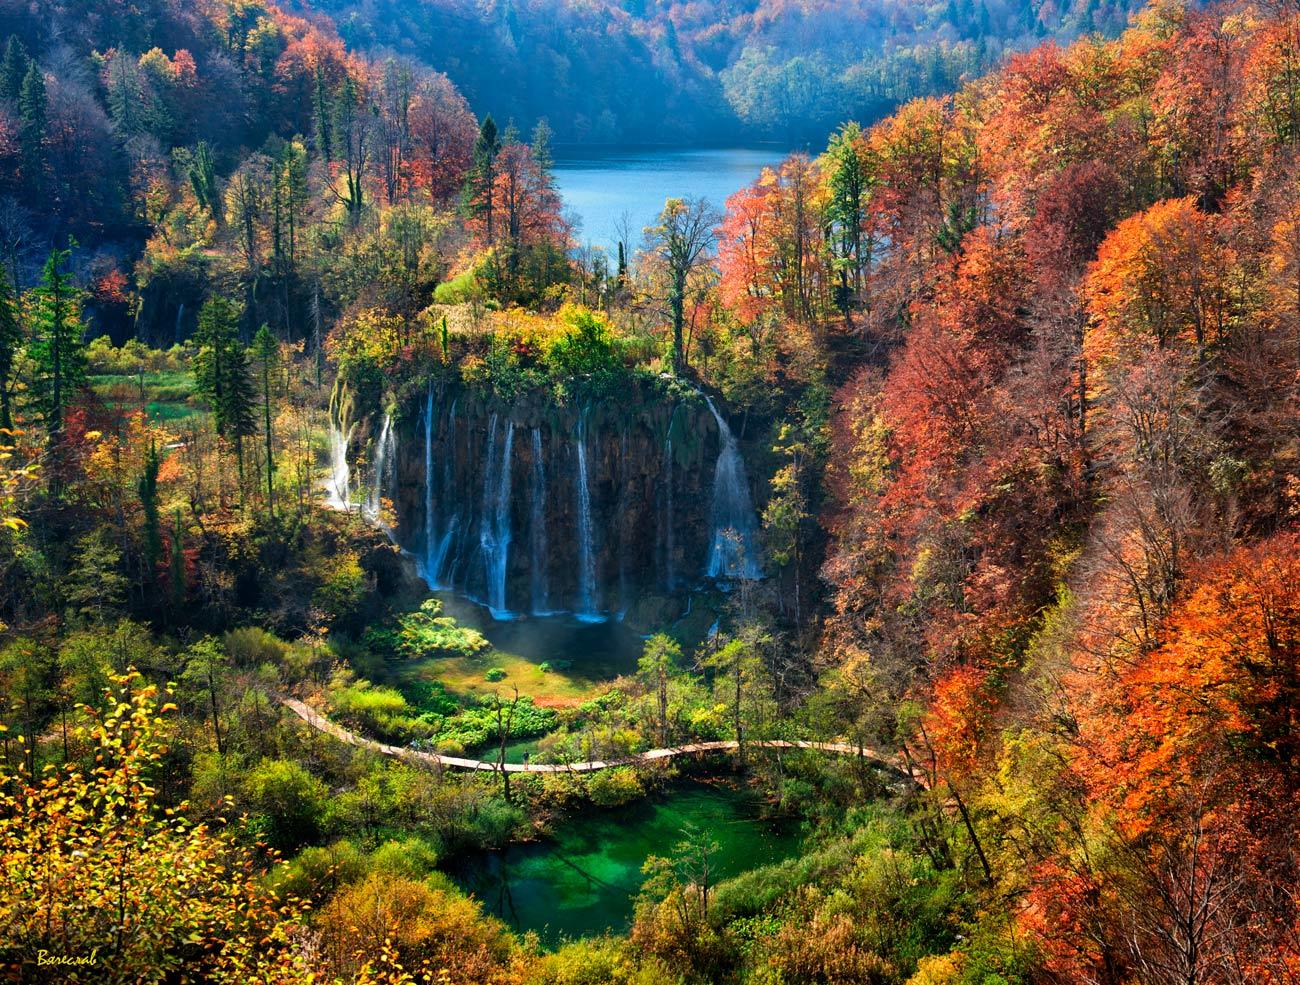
[451,780,802,947]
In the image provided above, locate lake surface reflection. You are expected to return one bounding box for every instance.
[553,146,793,253]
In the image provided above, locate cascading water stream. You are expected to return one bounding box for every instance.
[704,396,763,580]
[575,414,600,621]
[326,420,355,511]
[478,415,515,619]
[365,414,396,524]
[530,428,552,615]
[433,399,460,587]
[422,386,435,579]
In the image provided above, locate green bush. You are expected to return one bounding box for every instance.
[544,307,629,398]
[586,767,645,807]
[270,840,367,902]
[313,553,369,626]
[368,836,442,881]
[223,626,289,667]
[424,695,559,750]
[366,598,489,660]
[526,937,649,985]
[241,758,331,851]
[329,676,432,742]
[485,667,507,682]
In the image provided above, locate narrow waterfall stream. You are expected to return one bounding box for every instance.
[365,414,396,523]
[423,386,434,576]
[326,420,354,511]
[704,396,763,580]
[574,414,600,621]
[530,428,551,615]
[478,415,516,619]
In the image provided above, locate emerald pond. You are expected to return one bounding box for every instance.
[450,780,803,947]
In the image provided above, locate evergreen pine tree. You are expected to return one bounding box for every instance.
[137,439,162,575]
[1,36,29,103]
[530,118,554,176]
[28,249,87,442]
[193,297,256,481]
[18,60,46,189]
[468,115,501,242]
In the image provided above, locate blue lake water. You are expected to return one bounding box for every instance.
[553,146,792,254]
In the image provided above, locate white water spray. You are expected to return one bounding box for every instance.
[704,396,763,580]
[365,414,396,524]
[575,414,600,620]
[479,415,515,618]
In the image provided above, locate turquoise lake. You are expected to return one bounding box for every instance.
[451,780,802,947]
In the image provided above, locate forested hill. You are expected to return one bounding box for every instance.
[0,0,478,341]
[291,0,1145,142]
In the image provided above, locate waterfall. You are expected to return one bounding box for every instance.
[436,399,460,587]
[423,386,434,577]
[174,302,185,345]
[530,428,551,615]
[478,415,515,619]
[704,396,763,580]
[574,414,600,620]
[365,414,396,523]
[326,420,354,511]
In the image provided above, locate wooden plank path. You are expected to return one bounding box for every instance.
[280,696,917,783]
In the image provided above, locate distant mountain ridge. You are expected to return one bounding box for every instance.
[289,0,1148,142]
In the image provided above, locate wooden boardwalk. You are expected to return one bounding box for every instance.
[280,696,914,781]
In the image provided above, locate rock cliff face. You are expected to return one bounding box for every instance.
[381,379,744,619]
[334,375,765,619]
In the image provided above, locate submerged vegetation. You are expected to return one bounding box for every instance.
[0,0,1298,981]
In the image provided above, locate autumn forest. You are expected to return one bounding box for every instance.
[0,0,1297,982]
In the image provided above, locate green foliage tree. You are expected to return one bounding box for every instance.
[180,637,228,756]
[17,59,45,188]
[0,35,28,103]
[648,197,716,376]
[27,248,87,442]
[638,633,681,745]
[0,637,53,776]
[61,530,127,626]
[468,115,501,241]
[824,122,873,312]
[240,757,330,851]
[332,74,369,223]
[271,139,308,287]
[188,140,222,224]
[137,439,162,576]
[193,297,255,480]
